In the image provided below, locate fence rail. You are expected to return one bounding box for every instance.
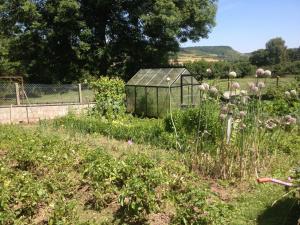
[0,83,95,106]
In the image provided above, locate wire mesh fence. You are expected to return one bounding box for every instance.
[0,83,95,106]
[0,82,16,105]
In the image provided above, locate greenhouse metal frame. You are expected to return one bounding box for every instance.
[126,68,201,117]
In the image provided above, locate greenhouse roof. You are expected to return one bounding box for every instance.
[126,68,191,87]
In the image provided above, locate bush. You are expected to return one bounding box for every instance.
[91,77,125,120]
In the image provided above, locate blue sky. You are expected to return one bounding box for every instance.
[181,0,300,53]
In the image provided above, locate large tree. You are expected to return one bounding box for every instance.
[265,37,287,65]
[0,0,217,83]
[249,49,269,67]
[249,37,288,67]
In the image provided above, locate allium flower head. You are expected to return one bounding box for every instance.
[256,68,265,77]
[282,115,297,126]
[128,140,133,145]
[202,83,210,91]
[258,82,265,89]
[239,111,247,118]
[198,84,206,91]
[220,114,227,120]
[223,92,230,100]
[228,71,237,78]
[240,90,247,96]
[265,119,277,130]
[231,82,240,90]
[206,68,212,74]
[221,105,229,114]
[209,86,218,95]
[249,84,259,93]
[290,90,297,97]
[248,82,255,89]
[253,86,259,93]
[285,91,291,99]
[264,70,272,77]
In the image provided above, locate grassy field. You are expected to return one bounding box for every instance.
[205,75,297,93]
[0,121,299,224]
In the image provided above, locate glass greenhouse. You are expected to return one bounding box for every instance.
[126,68,201,117]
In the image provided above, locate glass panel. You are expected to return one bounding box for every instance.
[157,88,169,117]
[170,87,181,109]
[182,85,192,106]
[135,87,146,116]
[126,86,135,113]
[146,87,157,117]
[193,85,201,106]
[127,68,188,87]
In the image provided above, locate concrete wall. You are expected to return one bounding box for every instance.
[0,103,94,124]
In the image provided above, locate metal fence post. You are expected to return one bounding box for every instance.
[78,84,83,104]
[15,83,20,105]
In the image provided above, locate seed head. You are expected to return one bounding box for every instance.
[256,68,265,77]
[231,82,240,90]
[265,119,277,130]
[202,83,210,91]
[206,68,212,74]
[285,91,291,99]
[240,90,247,96]
[248,82,255,89]
[220,114,227,120]
[282,115,297,126]
[264,70,272,77]
[290,90,297,97]
[221,105,229,114]
[257,82,265,89]
[228,71,237,78]
[223,92,230,100]
[209,86,218,95]
[198,84,206,91]
[239,111,247,118]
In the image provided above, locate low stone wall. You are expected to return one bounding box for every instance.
[0,103,94,124]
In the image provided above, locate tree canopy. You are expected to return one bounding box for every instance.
[249,37,288,67]
[0,0,217,83]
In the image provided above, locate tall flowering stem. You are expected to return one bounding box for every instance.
[195,83,209,152]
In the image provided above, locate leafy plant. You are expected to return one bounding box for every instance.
[91,77,126,120]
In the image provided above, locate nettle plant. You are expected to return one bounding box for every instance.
[91,77,126,120]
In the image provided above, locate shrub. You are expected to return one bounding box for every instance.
[91,77,125,120]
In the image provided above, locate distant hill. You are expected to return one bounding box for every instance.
[171,46,248,64]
